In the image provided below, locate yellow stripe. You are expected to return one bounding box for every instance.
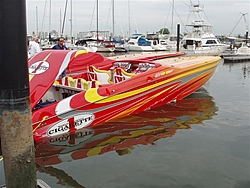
[0,157,3,162]
[29,74,35,81]
[110,85,176,120]
[85,61,218,104]
[33,116,48,132]
[87,146,103,157]
[43,53,51,61]
[75,50,88,57]
[100,127,165,145]
[86,127,166,157]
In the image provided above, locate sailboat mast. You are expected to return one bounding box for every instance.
[112,0,114,37]
[60,8,62,35]
[128,0,131,37]
[49,0,51,34]
[97,0,99,40]
[171,0,174,34]
[70,0,73,43]
[62,0,68,35]
[36,6,38,37]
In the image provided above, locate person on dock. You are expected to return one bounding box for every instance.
[52,37,68,50]
[52,37,68,78]
[28,37,41,58]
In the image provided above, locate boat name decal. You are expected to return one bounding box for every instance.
[29,61,49,75]
[155,70,173,78]
[48,128,94,146]
[47,113,94,137]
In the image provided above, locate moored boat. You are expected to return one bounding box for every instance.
[158,34,178,51]
[128,34,155,51]
[236,42,250,55]
[180,3,229,55]
[28,50,220,141]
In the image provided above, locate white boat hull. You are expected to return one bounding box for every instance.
[128,45,155,51]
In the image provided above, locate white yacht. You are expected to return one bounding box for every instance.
[158,34,178,51]
[180,3,229,55]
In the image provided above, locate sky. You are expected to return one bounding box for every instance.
[25,0,250,38]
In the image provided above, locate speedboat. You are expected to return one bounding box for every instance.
[28,50,220,141]
[34,88,218,166]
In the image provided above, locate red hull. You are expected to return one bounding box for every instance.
[28,50,220,142]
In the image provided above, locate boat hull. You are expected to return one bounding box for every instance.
[128,45,155,51]
[31,54,220,141]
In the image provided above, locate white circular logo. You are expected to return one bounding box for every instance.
[29,61,50,75]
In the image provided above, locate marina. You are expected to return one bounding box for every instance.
[1,52,250,187]
[35,57,250,188]
[0,0,249,187]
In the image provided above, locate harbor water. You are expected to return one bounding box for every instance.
[0,56,249,188]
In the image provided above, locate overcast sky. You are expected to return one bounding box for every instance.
[25,0,250,37]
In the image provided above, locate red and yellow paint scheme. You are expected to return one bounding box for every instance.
[28,50,220,142]
[35,89,218,166]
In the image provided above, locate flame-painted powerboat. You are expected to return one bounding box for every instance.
[28,50,220,141]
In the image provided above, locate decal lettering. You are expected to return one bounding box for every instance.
[29,61,50,75]
[49,129,94,146]
[155,70,173,78]
[47,113,94,137]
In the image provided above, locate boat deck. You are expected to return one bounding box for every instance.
[222,55,250,63]
[156,56,221,68]
[109,51,181,60]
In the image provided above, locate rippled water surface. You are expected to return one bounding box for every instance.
[0,57,249,188]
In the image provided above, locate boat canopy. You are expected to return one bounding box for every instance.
[138,38,151,46]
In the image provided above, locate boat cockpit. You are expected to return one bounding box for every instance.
[39,60,160,105]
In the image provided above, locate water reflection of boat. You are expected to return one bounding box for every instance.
[35,88,218,166]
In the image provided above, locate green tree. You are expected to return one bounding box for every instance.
[159,28,170,34]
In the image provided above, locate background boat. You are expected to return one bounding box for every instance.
[128,34,155,51]
[180,2,229,55]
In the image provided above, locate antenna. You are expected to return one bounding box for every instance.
[240,12,249,31]
[229,12,248,36]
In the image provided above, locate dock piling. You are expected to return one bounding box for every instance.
[0,0,37,187]
[176,24,180,52]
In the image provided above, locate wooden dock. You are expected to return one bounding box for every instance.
[222,54,250,63]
